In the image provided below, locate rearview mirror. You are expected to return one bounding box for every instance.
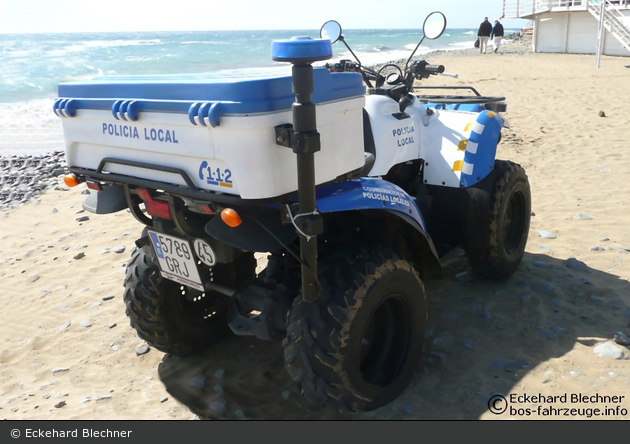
[423,11,447,40]
[320,20,342,43]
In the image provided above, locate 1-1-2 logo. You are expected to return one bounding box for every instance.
[198,161,233,188]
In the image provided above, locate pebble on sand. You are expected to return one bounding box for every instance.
[187,375,206,389]
[573,213,593,220]
[565,258,588,271]
[209,399,227,414]
[136,344,150,356]
[532,282,554,293]
[593,342,625,359]
[537,230,557,239]
[613,331,630,346]
[58,321,71,332]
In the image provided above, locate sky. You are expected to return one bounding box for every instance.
[0,0,529,33]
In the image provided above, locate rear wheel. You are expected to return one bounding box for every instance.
[465,160,531,279]
[283,247,426,412]
[123,238,256,355]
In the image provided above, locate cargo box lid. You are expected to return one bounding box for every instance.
[56,68,365,123]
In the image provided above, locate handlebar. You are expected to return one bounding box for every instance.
[424,64,445,74]
[410,60,444,78]
[324,58,453,101]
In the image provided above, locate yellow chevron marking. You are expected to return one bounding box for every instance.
[487,111,496,118]
[458,140,468,151]
[464,123,474,132]
[453,160,464,172]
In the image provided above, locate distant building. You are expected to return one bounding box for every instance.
[503,0,630,56]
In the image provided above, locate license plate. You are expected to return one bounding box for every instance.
[148,231,203,291]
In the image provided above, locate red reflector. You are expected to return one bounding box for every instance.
[145,200,171,220]
[199,205,215,214]
[86,181,103,191]
[136,188,151,201]
[135,188,171,220]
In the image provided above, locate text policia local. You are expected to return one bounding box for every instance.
[25,429,132,438]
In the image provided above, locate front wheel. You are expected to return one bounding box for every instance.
[283,247,427,412]
[465,160,531,279]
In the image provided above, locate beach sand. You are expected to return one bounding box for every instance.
[1,43,630,420]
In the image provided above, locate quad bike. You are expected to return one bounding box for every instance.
[54,11,530,413]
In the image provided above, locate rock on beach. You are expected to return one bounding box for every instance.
[0,151,67,209]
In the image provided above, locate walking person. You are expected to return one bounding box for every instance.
[491,19,505,53]
[477,17,492,54]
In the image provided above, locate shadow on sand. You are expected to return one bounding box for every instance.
[158,249,630,420]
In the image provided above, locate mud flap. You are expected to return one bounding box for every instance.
[82,184,128,214]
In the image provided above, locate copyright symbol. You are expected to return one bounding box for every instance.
[488,394,508,414]
[11,429,20,438]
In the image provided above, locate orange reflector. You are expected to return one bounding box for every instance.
[64,174,79,187]
[221,208,242,227]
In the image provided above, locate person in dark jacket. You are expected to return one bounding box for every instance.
[491,19,505,53]
[477,17,492,54]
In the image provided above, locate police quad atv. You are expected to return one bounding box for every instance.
[54,11,530,413]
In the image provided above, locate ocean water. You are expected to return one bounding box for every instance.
[0,28,519,105]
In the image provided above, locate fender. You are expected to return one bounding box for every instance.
[204,178,441,273]
[460,110,505,187]
[315,177,440,264]
[316,177,424,226]
[82,184,128,214]
[420,109,506,188]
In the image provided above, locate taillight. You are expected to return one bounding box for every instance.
[135,188,171,220]
[86,180,103,191]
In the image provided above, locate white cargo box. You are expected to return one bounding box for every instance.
[55,69,366,200]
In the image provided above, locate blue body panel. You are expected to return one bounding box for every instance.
[461,110,505,187]
[315,177,427,232]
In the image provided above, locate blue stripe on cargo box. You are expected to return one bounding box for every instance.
[56,68,365,117]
